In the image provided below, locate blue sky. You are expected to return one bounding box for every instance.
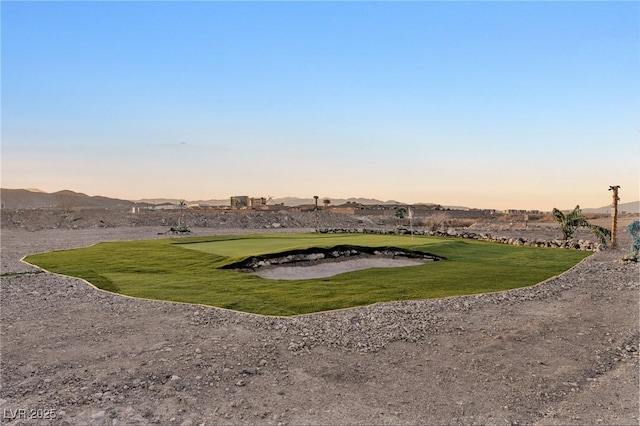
[2,1,638,210]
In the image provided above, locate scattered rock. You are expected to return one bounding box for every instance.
[1,216,638,425]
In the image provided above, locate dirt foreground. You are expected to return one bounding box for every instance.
[1,222,638,425]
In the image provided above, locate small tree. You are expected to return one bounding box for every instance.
[395,207,407,229]
[624,220,640,261]
[55,193,77,213]
[177,199,189,231]
[552,205,611,245]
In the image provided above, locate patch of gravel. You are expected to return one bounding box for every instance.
[1,216,638,425]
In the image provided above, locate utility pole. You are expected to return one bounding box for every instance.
[313,195,319,230]
[609,185,620,248]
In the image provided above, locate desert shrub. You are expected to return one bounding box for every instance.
[625,220,640,261]
[450,218,476,228]
[583,213,608,220]
[420,213,450,231]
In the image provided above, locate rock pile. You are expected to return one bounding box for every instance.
[223,245,441,271]
[0,208,379,232]
[1,223,638,425]
[317,227,602,251]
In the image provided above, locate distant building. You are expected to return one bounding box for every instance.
[249,197,270,208]
[503,209,542,215]
[230,196,271,209]
[230,196,250,209]
[154,203,180,210]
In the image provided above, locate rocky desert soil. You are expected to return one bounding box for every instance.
[0,210,638,425]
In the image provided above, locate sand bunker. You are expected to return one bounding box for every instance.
[252,257,427,280]
[227,245,441,280]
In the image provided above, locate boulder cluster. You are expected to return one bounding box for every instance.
[317,228,602,251]
[223,246,441,271]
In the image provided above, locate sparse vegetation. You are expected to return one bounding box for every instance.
[624,220,640,261]
[394,207,407,228]
[552,205,611,245]
[55,192,77,212]
[420,213,451,231]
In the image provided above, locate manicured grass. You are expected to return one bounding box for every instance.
[24,233,591,316]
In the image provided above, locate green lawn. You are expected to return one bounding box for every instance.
[24,233,591,316]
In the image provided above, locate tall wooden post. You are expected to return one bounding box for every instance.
[609,185,620,248]
[313,195,319,230]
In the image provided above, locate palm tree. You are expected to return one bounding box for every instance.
[177,199,188,230]
[395,207,407,229]
[552,205,611,245]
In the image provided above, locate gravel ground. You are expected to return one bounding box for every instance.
[1,217,638,425]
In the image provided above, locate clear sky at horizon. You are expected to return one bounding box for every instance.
[2,1,638,211]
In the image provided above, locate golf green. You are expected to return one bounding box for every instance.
[24,233,591,316]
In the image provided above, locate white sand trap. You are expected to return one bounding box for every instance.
[252,257,427,280]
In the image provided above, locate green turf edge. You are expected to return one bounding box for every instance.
[23,234,592,316]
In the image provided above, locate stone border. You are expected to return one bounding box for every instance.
[317,228,602,251]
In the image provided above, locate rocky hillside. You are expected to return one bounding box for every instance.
[0,208,382,232]
[0,189,134,209]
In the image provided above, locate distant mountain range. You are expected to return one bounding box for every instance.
[0,189,408,209]
[1,188,638,213]
[582,201,639,215]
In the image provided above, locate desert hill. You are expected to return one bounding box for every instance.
[583,201,640,215]
[1,189,407,210]
[2,188,638,213]
[0,188,135,209]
